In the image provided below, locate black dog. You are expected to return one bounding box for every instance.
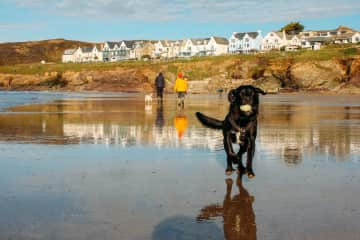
[196,85,266,177]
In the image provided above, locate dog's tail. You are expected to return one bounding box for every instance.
[195,112,223,130]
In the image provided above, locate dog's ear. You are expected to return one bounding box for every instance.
[254,87,266,95]
[228,89,237,103]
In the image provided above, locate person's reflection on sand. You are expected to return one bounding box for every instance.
[197,175,256,240]
[152,215,222,240]
[283,147,302,165]
[155,103,164,131]
[174,113,188,140]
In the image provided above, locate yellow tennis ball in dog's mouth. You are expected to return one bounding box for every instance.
[240,104,252,112]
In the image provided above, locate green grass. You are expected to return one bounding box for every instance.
[0,45,358,76]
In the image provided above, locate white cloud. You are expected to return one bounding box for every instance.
[12,0,360,23]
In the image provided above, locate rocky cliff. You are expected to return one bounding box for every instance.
[1,57,360,94]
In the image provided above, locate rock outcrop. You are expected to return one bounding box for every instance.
[290,60,345,90]
[1,57,360,94]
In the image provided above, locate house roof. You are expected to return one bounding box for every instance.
[181,40,187,47]
[105,41,121,49]
[336,25,355,33]
[234,32,259,40]
[63,49,77,55]
[190,38,210,45]
[212,36,229,45]
[81,47,93,53]
[272,32,284,39]
[334,32,356,40]
[234,33,245,40]
[303,25,356,35]
[123,40,137,49]
[286,34,300,40]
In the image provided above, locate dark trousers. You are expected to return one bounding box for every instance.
[156,87,164,100]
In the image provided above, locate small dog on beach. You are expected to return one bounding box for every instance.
[196,85,266,178]
[145,93,153,104]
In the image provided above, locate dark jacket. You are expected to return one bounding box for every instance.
[155,73,165,89]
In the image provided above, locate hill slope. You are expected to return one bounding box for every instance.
[0,39,96,65]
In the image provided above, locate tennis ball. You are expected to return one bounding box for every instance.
[240,104,252,112]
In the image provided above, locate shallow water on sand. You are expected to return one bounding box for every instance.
[0,92,359,240]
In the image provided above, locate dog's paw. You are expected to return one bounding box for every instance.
[246,169,255,179]
[225,167,235,176]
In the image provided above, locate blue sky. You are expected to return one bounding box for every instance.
[1,0,359,43]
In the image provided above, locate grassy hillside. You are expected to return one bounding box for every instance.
[0,39,97,65]
[0,41,359,79]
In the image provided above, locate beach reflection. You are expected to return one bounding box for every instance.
[197,175,256,240]
[0,94,359,162]
[0,93,360,239]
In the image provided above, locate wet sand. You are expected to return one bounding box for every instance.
[0,92,359,240]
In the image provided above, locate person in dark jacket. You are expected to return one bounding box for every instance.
[155,72,165,102]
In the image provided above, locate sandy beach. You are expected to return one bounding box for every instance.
[0,92,359,239]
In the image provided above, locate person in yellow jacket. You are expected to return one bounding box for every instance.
[174,72,188,108]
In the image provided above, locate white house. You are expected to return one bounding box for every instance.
[62,49,77,63]
[261,31,287,50]
[207,37,229,56]
[299,25,360,49]
[261,31,301,51]
[179,39,194,57]
[334,32,360,44]
[62,46,102,63]
[102,41,121,62]
[285,34,301,51]
[229,31,263,54]
[101,41,138,61]
[300,37,328,50]
[179,38,210,57]
[351,32,360,43]
[154,40,167,58]
[91,46,103,62]
[154,40,182,58]
[125,40,147,59]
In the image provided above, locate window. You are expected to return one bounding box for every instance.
[275,39,278,43]
[355,37,360,42]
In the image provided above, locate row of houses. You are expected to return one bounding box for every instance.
[62,26,360,63]
[62,36,231,63]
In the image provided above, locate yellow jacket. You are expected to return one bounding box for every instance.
[174,78,188,92]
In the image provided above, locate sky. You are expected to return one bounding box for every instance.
[0,0,360,43]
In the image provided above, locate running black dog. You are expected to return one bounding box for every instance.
[196,85,266,178]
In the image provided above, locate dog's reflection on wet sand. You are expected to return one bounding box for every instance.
[197,175,256,240]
